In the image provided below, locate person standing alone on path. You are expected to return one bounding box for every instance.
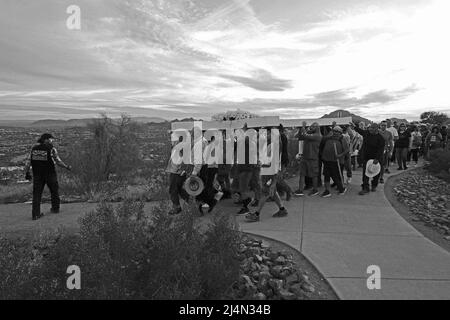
[351,123,385,195]
[24,133,72,220]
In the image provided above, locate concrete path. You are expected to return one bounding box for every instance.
[232,167,450,300]
[1,166,449,299]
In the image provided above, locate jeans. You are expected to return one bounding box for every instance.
[169,173,189,207]
[362,160,380,190]
[396,147,408,169]
[32,173,60,218]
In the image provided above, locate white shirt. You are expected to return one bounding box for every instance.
[386,127,399,139]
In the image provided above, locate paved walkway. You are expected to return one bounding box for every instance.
[1,166,449,299]
[229,167,450,300]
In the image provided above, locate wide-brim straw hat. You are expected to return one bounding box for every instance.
[365,159,381,178]
[183,176,205,197]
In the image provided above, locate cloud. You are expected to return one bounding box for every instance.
[220,69,292,91]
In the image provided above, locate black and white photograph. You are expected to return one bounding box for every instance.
[0,0,449,305]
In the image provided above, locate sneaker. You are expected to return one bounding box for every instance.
[331,183,337,188]
[397,167,403,170]
[294,189,304,197]
[379,178,384,184]
[50,208,60,214]
[308,189,319,196]
[321,190,331,198]
[339,188,347,195]
[359,189,370,196]
[237,207,250,215]
[371,186,377,192]
[385,168,390,174]
[273,208,288,218]
[250,199,259,207]
[245,212,260,222]
[346,177,352,184]
[404,166,408,170]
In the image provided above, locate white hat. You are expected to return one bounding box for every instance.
[365,159,381,178]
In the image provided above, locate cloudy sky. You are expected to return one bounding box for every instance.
[1,0,450,121]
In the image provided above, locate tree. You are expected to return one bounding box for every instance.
[420,111,449,125]
[68,114,142,193]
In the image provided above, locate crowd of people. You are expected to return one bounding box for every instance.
[167,120,449,223]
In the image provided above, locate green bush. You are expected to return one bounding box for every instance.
[427,149,450,182]
[0,201,241,299]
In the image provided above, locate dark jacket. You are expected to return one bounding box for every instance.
[297,129,322,160]
[354,127,385,162]
[30,143,56,175]
[319,136,348,164]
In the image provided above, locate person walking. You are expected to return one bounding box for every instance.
[386,119,399,173]
[395,123,412,170]
[351,123,385,195]
[24,133,72,220]
[276,124,293,201]
[410,126,422,166]
[318,126,348,198]
[295,122,322,196]
[425,126,443,159]
[378,121,394,184]
[166,135,191,215]
[245,129,288,222]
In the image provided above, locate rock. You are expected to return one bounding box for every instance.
[257,278,269,291]
[444,236,450,241]
[279,289,296,300]
[259,270,272,280]
[270,265,284,278]
[268,279,284,293]
[301,282,315,293]
[254,292,267,300]
[268,251,279,261]
[289,283,304,296]
[286,273,299,285]
[275,256,286,264]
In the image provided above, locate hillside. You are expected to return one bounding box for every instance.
[29,117,167,128]
[321,110,372,124]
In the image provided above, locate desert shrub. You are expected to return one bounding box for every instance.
[0,201,241,299]
[427,149,450,182]
[66,114,142,195]
[0,183,32,204]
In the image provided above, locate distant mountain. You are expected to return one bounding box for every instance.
[389,117,409,124]
[28,117,167,128]
[321,110,372,125]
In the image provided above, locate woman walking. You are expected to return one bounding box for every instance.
[395,123,411,170]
